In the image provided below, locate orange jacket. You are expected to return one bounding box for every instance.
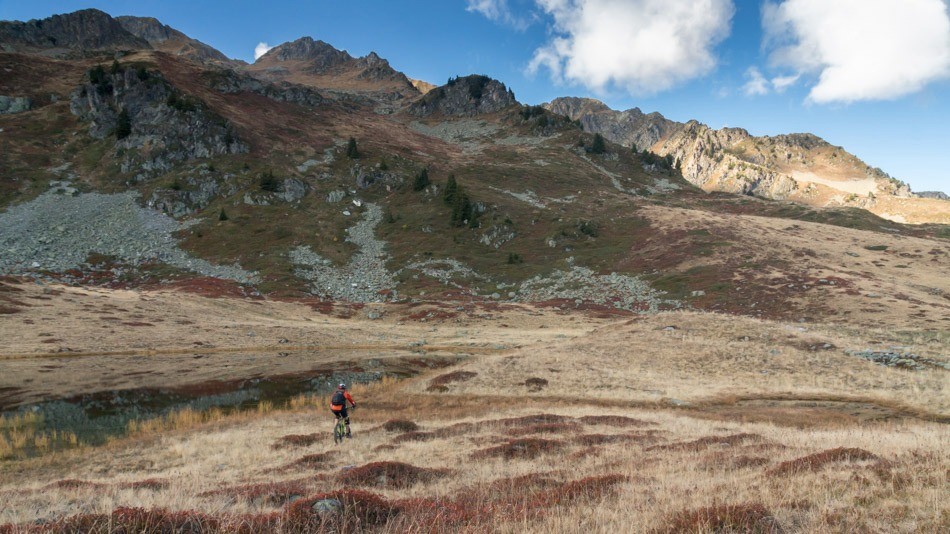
[330,390,355,411]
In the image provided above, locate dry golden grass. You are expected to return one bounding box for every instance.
[0,362,947,532]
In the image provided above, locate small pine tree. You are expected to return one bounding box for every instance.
[259,171,280,192]
[136,65,149,81]
[590,133,606,154]
[451,189,472,227]
[346,137,359,159]
[413,168,430,192]
[218,208,229,221]
[507,252,523,264]
[88,64,106,85]
[115,109,132,140]
[110,60,121,75]
[443,174,458,204]
[630,142,638,153]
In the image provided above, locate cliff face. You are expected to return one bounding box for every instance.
[0,9,149,55]
[69,66,247,180]
[409,75,518,117]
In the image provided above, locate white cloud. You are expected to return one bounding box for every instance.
[770,73,799,93]
[466,0,532,30]
[254,42,274,61]
[742,67,799,96]
[743,67,770,96]
[526,0,735,95]
[763,0,950,104]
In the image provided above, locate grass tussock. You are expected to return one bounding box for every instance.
[509,421,582,436]
[472,437,565,460]
[381,419,419,433]
[658,502,782,534]
[767,447,880,476]
[200,480,309,506]
[426,370,477,392]
[338,461,451,489]
[283,452,334,471]
[647,433,762,452]
[271,433,322,450]
[579,414,655,427]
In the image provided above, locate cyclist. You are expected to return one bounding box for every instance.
[330,383,356,438]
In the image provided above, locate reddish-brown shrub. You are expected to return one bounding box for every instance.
[382,419,420,433]
[535,474,629,507]
[338,462,451,489]
[272,433,322,449]
[429,370,477,387]
[574,433,640,446]
[285,452,334,470]
[110,507,221,533]
[579,415,654,427]
[286,489,398,531]
[647,433,762,452]
[201,480,309,506]
[768,447,880,476]
[120,478,170,491]
[657,502,781,533]
[44,479,105,490]
[486,473,561,496]
[510,422,582,436]
[472,438,565,460]
[493,414,573,427]
[391,431,438,444]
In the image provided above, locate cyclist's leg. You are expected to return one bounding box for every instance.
[340,406,351,437]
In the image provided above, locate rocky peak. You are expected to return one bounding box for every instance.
[0,8,150,55]
[545,96,611,117]
[115,16,236,66]
[546,96,679,151]
[409,75,517,117]
[257,37,352,70]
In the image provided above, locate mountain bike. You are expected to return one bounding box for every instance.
[332,407,355,444]
[333,414,347,444]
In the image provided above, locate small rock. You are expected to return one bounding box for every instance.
[311,498,343,514]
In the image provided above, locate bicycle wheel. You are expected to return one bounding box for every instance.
[333,418,345,444]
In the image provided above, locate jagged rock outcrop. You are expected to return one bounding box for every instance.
[148,174,240,218]
[206,69,325,107]
[409,75,518,117]
[917,191,949,200]
[0,95,31,114]
[0,9,149,56]
[546,97,678,151]
[69,66,247,180]
[546,96,911,202]
[115,16,242,67]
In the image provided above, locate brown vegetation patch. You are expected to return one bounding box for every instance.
[391,431,438,444]
[46,507,220,533]
[486,473,561,496]
[472,438,565,460]
[428,370,477,389]
[121,321,155,327]
[524,377,548,391]
[509,421,582,436]
[767,447,880,476]
[286,489,399,530]
[285,452,334,470]
[700,454,771,471]
[44,479,105,490]
[647,433,762,452]
[120,478,170,491]
[573,432,659,446]
[658,502,782,533]
[201,480,309,507]
[493,414,574,427]
[338,462,451,489]
[272,433,322,450]
[580,415,655,427]
[382,419,419,433]
[535,474,629,507]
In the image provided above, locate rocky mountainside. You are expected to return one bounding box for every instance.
[245,37,419,100]
[115,16,243,68]
[409,75,518,117]
[0,8,948,320]
[546,97,946,223]
[0,9,149,56]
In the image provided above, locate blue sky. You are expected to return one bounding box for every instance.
[2,0,949,193]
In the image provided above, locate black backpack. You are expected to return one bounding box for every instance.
[331,390,346,405]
